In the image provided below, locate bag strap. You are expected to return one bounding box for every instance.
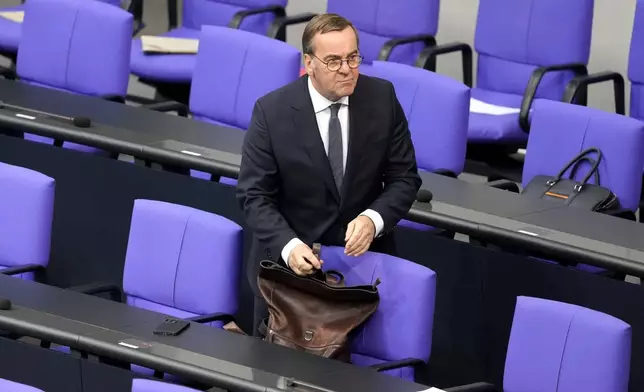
[549,148,603,191]
[310,243,346,285]
[568,156,601,186]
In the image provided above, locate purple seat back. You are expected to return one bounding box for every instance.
[628,0,644,120]
[523,100,644,211]
[369,61,469,175]
[475,0,593,101]
[327,0,439,66]
[189,25,300,129]
[18,0,132,97]
[122,200,243,320]
[182,0,287,35]
[504,296,631,392]
[0,379,44,392]
[319,246,436,380]
[132,379,200,392]
[0,162,54,277]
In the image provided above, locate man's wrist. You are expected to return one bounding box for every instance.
[360,209,384,238]
[281,238,304,265]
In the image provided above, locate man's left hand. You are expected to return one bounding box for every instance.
[344,215,376,257]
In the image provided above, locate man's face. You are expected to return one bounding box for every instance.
[305,27,360,101]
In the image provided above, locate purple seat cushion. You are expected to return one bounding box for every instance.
[0,5,23,52]
[504,296,631,392]
[0,162,54,271]
[131,27,200,83]
[468,88,526,143]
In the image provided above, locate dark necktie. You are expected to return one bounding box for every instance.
[328,103,344,191]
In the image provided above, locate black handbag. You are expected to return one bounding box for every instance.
[521,148,619,212]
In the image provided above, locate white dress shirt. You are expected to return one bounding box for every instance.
[280,78,385,264]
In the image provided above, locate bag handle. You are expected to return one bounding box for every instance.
[311,243,345,285]
[548,148,602,191]
[568,156,600,186]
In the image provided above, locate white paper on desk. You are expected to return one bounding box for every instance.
[140,35,199,54]
[418,388,447,392]
[0,11,24,23]
[470,98,520,115]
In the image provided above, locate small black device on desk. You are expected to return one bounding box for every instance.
[153,317,190,336]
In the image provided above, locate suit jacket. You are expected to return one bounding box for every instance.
[236,74,422,293]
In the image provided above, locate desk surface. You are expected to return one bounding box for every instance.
[0,274,428,392]
[0,79,244,176]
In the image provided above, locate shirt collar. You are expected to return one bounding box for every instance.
[308,76,349,114]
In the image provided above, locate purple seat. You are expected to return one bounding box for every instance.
[0,379,44,392]
[151,25,300,182]
[0,0,124,56]
[504,296,631,392]
[417,0,594,144]
[367,61,469,231]
[17,0,132,154]
[131,379,200,392]
[130,0,288,86]
[271,0,439,73]
[53,200,243,380]
[327,0,439,67]
[123,199,242,324]
[122,199,243,377]
[319,246,436,381]
[523,100,644,213]
[0,162,54,281]
[630,1,644,122]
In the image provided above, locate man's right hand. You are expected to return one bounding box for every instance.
[288,243,323,276]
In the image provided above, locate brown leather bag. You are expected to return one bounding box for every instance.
[256,243,381,362]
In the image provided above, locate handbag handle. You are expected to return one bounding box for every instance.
[548,147,602,191]
[568,156,600,186]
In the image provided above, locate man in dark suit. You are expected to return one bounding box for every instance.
[236,13,422,335]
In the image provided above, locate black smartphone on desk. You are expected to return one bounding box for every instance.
[153,317,190,336]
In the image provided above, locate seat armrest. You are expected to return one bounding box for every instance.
[368,358,425,372]
[433,168,458,178]
[562,71,626,115]
[268,12,318,40]
[143,100,189,117]
[377,34,437,62]
[444,382,500,392]
[415,42,473,87]
[229,5,286,30]
[0,264,44,276]
[185,312,236,325]
[68,282,123,302]
[519,63,588,132]
[487,179,520,193]
[127,0,146,35]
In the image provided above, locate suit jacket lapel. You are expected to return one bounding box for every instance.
[291,77,341,203]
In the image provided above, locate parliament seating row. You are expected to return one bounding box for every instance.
[1,0,642,253]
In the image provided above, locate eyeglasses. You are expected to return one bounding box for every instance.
[311,53,363,72]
